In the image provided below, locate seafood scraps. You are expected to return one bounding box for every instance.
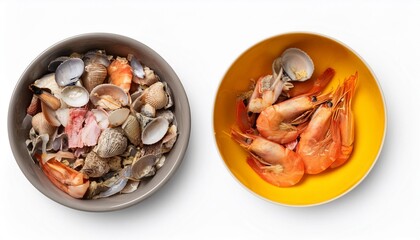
[231,48,358,187]
[25,50,178,199]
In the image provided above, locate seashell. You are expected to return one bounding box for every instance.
[133,66,159,86]
[51,132,69,152]
[91,108,109,130]
[108,56,133,93]
[48,56,70,72]
[122,115,141,146]
[142,116,169,145]
[108,156,122,171]
[95,128,128,158]
[33,73,61,97]
[131,154,156,180]
[27,95,40,116]
[29,85,61,110]
[90,84,129,110]
[85,180,109,200]
[108,108,130,127]
[55,58,85,86]
[156,110,174,124]
[130,88,143,103]
[55,108,69,127]
[32,112,56,136]
[162,124,178,153]
[82,62,107,92]
[127,54,145,78]
[155,155,166,170]
[94,166,131,199]
[80,151,110,178]
[83,50,111,67]
[276,48,314,81]
[121,180,140,194]
[72,158,84,171]
[41,101,61,127]
[140,82,168,110]
[163,82,174,109]
[61,85,89,107]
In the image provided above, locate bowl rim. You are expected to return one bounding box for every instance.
[212,31,388,207]
[8,32,191,212]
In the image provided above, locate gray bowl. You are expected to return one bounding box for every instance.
[8,33,191,212]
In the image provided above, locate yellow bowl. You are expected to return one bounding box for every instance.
[213,32,386,206]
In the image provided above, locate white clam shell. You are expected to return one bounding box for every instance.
[141,117,169,145]
[280,48,314,81]
[90,84,129,110]
[55,58,85,86]
[61,85,89,107]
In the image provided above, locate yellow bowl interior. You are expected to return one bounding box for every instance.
[213,33,386,206]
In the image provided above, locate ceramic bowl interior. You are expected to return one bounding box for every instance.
[213,32,386,206]
[8,33,191,212]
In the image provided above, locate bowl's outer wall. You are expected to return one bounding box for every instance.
[8,33,191,212]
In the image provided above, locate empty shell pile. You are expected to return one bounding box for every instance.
[25,50,178,199]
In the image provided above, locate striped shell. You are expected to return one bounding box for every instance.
[141,82,168,110]
[95,128,127,158]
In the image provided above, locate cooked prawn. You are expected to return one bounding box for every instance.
[330,73,358,168]
[296,81,345,174]
[230,129,304,187]
[248,68,292,113]
[256,68,335,144]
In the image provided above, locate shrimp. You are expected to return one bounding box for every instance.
[230,129,304,187]
[330,73,358,168]
[286,67,335,98]
[296,81,345,174]
[35,154,90,198]
[256,68,335,144]
[235,99,255,133]
[108,56,133,92]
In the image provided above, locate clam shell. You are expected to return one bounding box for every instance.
[55,58,85,86]
[121,180,140,194]
[279,48,314,81]
[95,128,127,158]
[108,108,130,127]
[61,85,89,107]
[90,84,129,110]
[131,154,156,180]
[80,151,110,178]
[94,166,131,199]
[141,82,168,110]
[122,115,141,146]
[82,63,107,92]
[127,54,145,78]
[142,117,169,145]
[163,82,173,109]
[48,56,70,72]
[92,108,109,130]
[55,108,70,127]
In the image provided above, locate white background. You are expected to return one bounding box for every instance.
[1,0,419,239]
